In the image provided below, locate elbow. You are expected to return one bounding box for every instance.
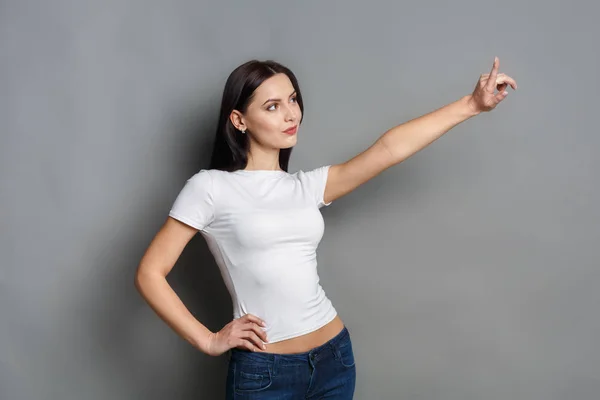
[134,267,163,294]
[134,271,143,292]
[134,270,145,295]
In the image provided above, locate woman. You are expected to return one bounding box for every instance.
[135,57,517,399]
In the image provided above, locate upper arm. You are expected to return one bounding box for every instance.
[323,139,397,205]
[137,169,215,278]
[136,217,199,278]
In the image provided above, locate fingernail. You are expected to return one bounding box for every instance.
[263,344,266,349]
[503,91,508,95]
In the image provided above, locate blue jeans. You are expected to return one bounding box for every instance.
[225,326,356,399]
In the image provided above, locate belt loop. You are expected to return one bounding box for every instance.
[328,340,338,360]
[272,354,278,376]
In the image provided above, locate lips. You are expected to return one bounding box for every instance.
[284,126,297,134]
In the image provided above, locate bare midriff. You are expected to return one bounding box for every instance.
[259,315,345,354]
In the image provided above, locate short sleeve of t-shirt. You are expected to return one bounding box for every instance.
[168,169,215,231]
[300,165,333,209]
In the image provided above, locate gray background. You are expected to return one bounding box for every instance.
[2,0,598,399]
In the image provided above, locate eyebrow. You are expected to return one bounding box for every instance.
[262,90,297,106]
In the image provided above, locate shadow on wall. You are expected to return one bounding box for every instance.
[76,102,234,399]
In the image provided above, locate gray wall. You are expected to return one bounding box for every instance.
[2,1,599,399]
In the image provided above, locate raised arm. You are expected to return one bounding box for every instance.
[323,56,517,205]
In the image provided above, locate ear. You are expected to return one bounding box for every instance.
[229,110,245,131]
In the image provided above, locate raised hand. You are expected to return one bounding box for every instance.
[468,57,517,113]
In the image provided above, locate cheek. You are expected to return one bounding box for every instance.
[254,116,280,134]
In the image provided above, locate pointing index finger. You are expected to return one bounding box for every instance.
[486,56,500,92]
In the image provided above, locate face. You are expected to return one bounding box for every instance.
[231,73,302,150]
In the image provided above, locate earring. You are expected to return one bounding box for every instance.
[240,128,246,134]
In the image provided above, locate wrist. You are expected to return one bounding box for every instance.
[462,94,481,117]
[195,330,215,355]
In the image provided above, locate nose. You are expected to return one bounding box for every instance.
[284,104,298,122]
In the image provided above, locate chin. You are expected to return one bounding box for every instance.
[278,134,297,147]
[281,143,296,150]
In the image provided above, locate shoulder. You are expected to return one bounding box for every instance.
[294,165,330,180]
[187,168,232,182]
[183,169,214,188]
[184,168,239,194]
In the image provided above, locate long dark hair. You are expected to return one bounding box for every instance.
[208,60,305,172]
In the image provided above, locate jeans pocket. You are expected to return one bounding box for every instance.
[234,363,273,393]
[336,339,356,368]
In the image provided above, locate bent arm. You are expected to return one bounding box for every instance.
[134,217,213,354]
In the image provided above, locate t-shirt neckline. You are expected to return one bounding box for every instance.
[233,169,289,175]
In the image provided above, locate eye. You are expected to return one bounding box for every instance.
[266,96,298,111]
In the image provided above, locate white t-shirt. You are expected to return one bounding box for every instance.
[168,166,337,343]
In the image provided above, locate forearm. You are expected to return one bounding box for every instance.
[378,94,480,163]
[134,272,213,354]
